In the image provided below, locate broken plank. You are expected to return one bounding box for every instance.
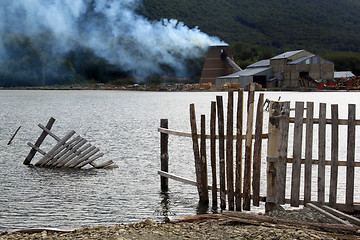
[307,203,352,226]
[321,205,360,226]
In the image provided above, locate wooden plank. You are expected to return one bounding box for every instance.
[190,103,208,204]
[38,123,61,141]
[304,102,314,205]
[226,91,234,210]
[70,148,100,168]
[160,119,169,192]
[252,93,264,206]
[158,127,269,140]
[53,138,87,167]
[235,89,244,211]
[7,126,21,145]
[346,104,355,209]
[35,130,76,166]
[275,101,290,204]
[200,114,209,203]
[318,103,326,204]
[265,101,281,212]
[93,160,115,169]
[290,102,304,207]
[289,117,360,126]
[217,95,226,210]
[243,83,255,210]
[307,203,352,226]
[321,205,360,226]
[330,104,339,207]
[45,136,83,166]
[24,117,56,165]
[75,152,104,168]
[210,101,217,207]
[63,145,95,167]
[27,142,46,155]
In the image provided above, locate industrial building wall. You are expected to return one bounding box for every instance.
[200,45,237,85]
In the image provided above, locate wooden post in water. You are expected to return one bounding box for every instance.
[346,104,355,211]
[275,101,290,204]
[216,96,226,210]
[243,83,255,210]
[290,102,305,207]
[160,119,169,192]
[318,103,326,204]
[235,89,244,211]
[226,91,234,210]
[190,104,209,204]
[330,104,339,207]
[200,115,208,203]
[210,101,217,207]
[252,93,264,206]
[265,101,281,213]
[24,117,56,165]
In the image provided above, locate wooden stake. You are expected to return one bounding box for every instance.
[330,104,339,207]
[226,91,234,210]
[318,103,326,204]
[217,96,226,210]
[235,89,244,211]
[210,101,217,207]
[160,119,169,192]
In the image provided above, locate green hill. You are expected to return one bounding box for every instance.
[141,0,360,53]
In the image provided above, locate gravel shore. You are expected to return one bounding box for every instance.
[1,207,359,240]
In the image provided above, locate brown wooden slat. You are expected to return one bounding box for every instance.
[252,93,264,206]
[304,102,314,205]
[346,104,355,209]
[190,104,208,204]
[210,102,217,207]
[216,96,226,210]
[318,103,326,204]
[275,101,290,204]
[243,83,255,210]
[226,91,235,210]
[235,89,244,211]
[290,102,304,207]
[200,115,209,204]
[330,104,339,207]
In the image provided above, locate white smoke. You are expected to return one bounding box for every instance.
[0,0,226,78]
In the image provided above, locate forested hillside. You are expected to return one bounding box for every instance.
[141,0,360,53]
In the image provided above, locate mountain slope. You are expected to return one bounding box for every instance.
[141,0,360,53]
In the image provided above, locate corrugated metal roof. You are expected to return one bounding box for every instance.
[247,59,270,68]
[271,50,305,60]
[334,71,355,78]
[217,67,272,78]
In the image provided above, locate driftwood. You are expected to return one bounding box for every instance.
[169,212,360,235]
[7,126,21,145]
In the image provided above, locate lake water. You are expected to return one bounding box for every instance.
[1,90,360,232]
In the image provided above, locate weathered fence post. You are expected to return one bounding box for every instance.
[243,83,255,210]
[275,101,290,205]
[304,102,314,205]
[24,117,56,165]
[160,119,169,192]
[266,101,281,213]
[226,91,235,210]
[252,93,265,206]
[330,104,339,207]
[200,114,208,203]
[216,96,226,210]
[290,102,305,207]
[235,89,244,211]
[346,104,356,211]
[210,101,217,207]
[318,103,326,204]
[190,104,209,204]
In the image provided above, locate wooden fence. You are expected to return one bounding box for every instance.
[24,117,117,169]
[158,84,360,213]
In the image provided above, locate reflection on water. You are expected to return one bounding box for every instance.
[1,90,360,232]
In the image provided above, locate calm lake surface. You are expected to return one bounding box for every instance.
[1,90,360,232]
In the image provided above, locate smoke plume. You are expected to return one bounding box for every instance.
[0,0,225,79]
